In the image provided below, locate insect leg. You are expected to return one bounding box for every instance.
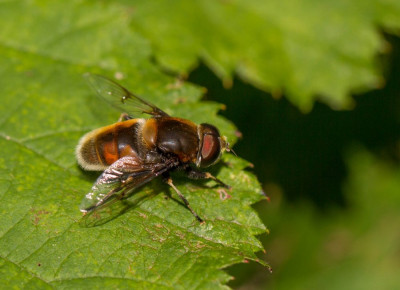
[165,177,204,223]
[186,168,231,189]
[118,113,132,122]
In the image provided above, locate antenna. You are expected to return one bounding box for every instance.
[225,141,238,156]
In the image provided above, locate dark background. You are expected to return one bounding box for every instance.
[189,34,400,288]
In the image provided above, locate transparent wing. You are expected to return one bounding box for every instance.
[80,156,169,213]
[84,73,169,118]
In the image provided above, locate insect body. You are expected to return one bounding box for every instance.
[76,74,232,222]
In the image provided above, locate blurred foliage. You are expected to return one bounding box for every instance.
[248,148,400,289]
[190,34,400,208]
[190,35,400,288]
[117,0,400,111]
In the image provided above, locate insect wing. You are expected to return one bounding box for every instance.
[80,156,165,213]
[79,173,123,213]
[84,73,169,118]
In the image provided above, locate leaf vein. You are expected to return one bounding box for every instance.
[0,255,52,287]
[0,133,77,176]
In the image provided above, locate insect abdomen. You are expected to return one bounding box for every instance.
[76,119,145,171]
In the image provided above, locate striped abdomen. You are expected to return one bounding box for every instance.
[76,119,147,171]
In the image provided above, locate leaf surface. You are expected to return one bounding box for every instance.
[0,0,266,288]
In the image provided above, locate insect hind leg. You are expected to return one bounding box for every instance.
[164,176,204,223]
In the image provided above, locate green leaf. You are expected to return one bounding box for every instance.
[117,0,400,111]
[0,0,266,288]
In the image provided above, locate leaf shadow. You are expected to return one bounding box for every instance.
[79,195,147,228]
[172,161,230,189]
[78,182,164,228]
[77,159,230,227]
[76,165,101,182]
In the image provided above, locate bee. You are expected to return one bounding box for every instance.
[76,74,233,222]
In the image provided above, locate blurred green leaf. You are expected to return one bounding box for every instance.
[0,0,266,288]
[117,0,400,111]
[253,148,400,289]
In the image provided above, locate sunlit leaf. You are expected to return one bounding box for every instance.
[0,0,266,288]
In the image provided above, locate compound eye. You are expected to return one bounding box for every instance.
[200,134,220,167]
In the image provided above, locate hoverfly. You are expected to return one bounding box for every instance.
[76,74,233,222]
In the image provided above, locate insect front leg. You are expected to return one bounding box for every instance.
[186,167,231,189]
[163,174,204,223]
